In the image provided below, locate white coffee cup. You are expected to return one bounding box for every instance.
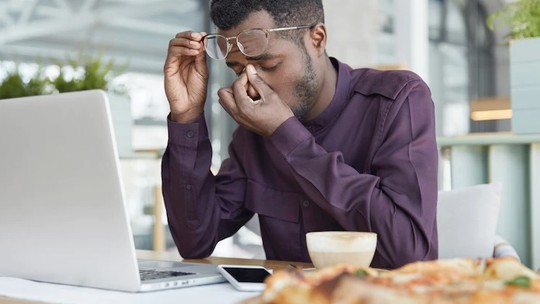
[306,231,377,269]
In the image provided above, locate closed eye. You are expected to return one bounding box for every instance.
[259,63,280,73]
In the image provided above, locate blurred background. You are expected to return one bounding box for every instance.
[2,0,538,267]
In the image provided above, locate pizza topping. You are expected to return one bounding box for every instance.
[355,269,368,278]
[505,276,531,288]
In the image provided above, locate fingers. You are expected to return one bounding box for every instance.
[175,31,206,40]
[167,31,205,58]
[164,31,207,75]
[232,73,262,106]
[246,82,260,101]
[217,87,237,115]
[219,67,270,118]
[245,64,274,101]
[194,32,208,66]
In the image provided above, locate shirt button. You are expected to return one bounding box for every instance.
[302,200,310,208]
[185,184,192,190]
[185,130,195,138]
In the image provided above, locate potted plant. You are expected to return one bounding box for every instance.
[0,65,52,99]
[488,0,540,134]
[0,54,132,155]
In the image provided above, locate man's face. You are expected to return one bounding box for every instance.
[218,11,319,122]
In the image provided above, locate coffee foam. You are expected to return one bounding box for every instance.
[306,232,377,253]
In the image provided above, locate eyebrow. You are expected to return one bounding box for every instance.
[246,53,275,61]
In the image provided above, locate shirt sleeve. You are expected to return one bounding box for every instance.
[268,79,438,269]
[161,114,253,258]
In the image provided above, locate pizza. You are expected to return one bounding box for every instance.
[245,257,540,304]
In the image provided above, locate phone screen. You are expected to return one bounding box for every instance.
[223,267,271,283]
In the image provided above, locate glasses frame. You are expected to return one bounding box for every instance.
[202,25,314,60]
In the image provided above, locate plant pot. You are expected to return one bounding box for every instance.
[511,36,540,134]
[108,92,133,157]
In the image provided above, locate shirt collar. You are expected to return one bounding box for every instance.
[302,57,353,133]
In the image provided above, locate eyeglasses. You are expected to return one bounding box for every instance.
[202,25,313,60]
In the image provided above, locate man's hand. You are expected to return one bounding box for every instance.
[218,65,294,137]
[164,31,209,123]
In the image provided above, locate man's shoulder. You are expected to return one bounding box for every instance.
[350,68,426,101]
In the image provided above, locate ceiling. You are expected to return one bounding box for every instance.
[0,0,208,75]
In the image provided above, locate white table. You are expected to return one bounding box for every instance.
[0,276,255,304]
[0,250,312,304]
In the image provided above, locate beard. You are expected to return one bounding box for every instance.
[291,53,318,122]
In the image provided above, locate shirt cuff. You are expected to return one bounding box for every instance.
[167,113,208,146]
[269,117,313,157]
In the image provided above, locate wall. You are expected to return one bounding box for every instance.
[323,0,380,68]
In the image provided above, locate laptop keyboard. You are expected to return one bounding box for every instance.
[139,269,195,281]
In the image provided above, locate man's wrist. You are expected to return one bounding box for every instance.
[170,108,204,124]
[269,117,312,157]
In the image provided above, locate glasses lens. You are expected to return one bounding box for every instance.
[237,30,268,57]
[203,35,229,59]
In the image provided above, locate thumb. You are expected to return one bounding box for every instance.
[195,32,208,66]
[245,64,273,98]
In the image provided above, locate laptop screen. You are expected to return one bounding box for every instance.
[0,90,142,291]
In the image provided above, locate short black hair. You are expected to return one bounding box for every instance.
[209,0,324,30]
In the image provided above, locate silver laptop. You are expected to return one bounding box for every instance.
[0,90,226,292]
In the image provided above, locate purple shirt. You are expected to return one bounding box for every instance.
[162,58,438,269]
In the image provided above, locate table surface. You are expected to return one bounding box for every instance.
[0,250,313,304]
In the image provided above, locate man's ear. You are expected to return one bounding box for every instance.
[309,23,327,57]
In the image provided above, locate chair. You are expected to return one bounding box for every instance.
[220,182,521,261]
[437,182,520,261]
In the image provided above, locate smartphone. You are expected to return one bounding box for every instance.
[217,264,272,292]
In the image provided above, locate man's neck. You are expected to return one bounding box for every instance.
[305,56,338,121]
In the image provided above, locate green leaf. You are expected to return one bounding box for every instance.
[505,276,531,288]
[0,67,49,99]
[487,0,540,40]
[355,269,368,278]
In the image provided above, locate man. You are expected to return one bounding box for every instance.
[162,0,438,269]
